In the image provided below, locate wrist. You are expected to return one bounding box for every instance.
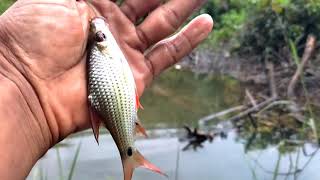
[0,19,52,179]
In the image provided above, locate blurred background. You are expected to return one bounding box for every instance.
[2,0,320,180]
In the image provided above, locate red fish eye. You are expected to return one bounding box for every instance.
[95,31,106,42]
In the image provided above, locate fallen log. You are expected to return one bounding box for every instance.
[227,97,278,122]
[198,105,245,126]
[245,89,257,108]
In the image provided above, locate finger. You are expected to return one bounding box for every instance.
[136,0,205,51]
[145,14,213,84]
[90,0,133,39]
[120,0,162,23]
[76,1,92,33]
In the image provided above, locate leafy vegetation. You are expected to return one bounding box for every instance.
[238,0,320,62]
[200,0,320,62]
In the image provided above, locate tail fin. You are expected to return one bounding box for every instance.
[122,150,168,180]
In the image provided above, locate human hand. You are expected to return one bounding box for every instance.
[0,0,213,179]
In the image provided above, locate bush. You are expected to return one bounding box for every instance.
[199,0,248,46]
[238,0,320,63]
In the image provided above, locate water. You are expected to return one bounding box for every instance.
[28,69,320,180]
[138,70,243,128]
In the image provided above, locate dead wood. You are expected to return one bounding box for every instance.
[287,35,316,98]
[266,62,278,98]
[198,105,245,126]
[245,89,257,108]
[227,97,277,122]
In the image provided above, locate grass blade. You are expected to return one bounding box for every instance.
[40,167,45,180]
[247,159,258,180]
[243,153,259,180]
[56,147,64,180]
[272,152,281,180]
[67,141,82,180]
[294,148,300,180]
[309,118,319,142]
[289,39,300,65]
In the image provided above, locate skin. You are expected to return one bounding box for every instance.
[0,0,213,179]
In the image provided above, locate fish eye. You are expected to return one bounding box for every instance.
[127,147,133,157]
[95,31,106,42]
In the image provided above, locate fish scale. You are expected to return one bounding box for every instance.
[88,45,136,153]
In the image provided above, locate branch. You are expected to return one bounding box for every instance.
[266,62,277,98]
[198,105,245,126]
[227,97,277,122]
[287,35,316,98]
[245,89,257,108]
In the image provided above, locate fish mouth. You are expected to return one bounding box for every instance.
[90,17,107,24]
[90,17,108,33]
[89,17,109,45]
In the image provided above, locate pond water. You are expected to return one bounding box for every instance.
[28,69,320,180]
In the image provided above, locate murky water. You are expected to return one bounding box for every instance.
[28,70,320,180]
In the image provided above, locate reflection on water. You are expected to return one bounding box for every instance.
[139,69,243,128]
[28,70,320,180]
[28,129,320,180]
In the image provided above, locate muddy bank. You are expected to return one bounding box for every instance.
[180,49,267,84]
[179,48,320,102]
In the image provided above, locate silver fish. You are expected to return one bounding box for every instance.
[87,17,166,180]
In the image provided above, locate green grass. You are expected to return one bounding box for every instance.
[0,0,14,14]
[67,141,82,180]
[56,148,64,180]
[272,153,282,180]
[31,141,82,180]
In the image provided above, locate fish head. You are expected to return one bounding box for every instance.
[90,17,111,51]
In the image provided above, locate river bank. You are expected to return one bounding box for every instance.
[179,46,320,103]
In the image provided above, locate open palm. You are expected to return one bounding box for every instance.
[0,0,212,170]
[0,0,212,178]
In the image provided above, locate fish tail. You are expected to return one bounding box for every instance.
[122,150,168,180]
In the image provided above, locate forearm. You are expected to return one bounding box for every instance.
[0,27,51,179]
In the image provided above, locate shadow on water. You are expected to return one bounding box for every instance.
[28,69,320,180]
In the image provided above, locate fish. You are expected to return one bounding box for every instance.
[87,17,167,180]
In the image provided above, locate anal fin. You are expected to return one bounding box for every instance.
[135,119,148,138]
